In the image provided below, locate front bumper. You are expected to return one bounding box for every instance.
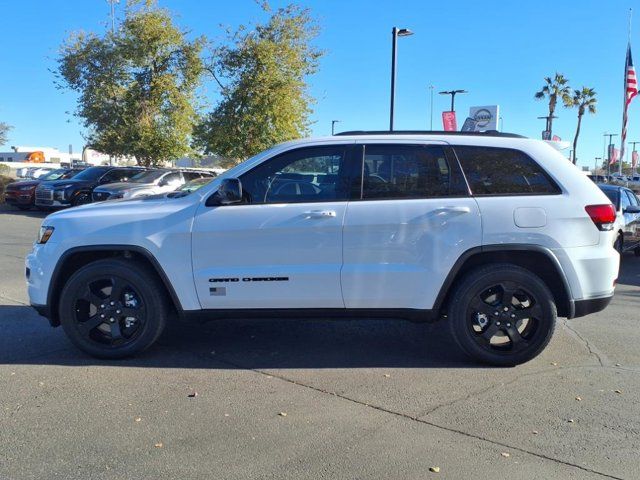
[35,198,71,208]
[5,191,34,205]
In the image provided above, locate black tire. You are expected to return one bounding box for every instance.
[59,258,168,359]
[614,234,624,255]
[447,264,557,367]
[635,247,640,257]
[72,192,91,207]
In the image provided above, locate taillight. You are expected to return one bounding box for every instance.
[585,204,616,231]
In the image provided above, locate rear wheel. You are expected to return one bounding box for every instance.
[448,264,556,366]
[59,259,168,358]
[614,233,624,255]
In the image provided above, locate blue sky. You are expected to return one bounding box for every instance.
[0,0,636,168]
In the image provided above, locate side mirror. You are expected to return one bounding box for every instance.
[624,205,640,214]
[206,178,243,206]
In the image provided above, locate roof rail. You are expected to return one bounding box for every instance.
[334,130,527,138]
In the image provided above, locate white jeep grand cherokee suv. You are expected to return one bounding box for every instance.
[26,131,619,366]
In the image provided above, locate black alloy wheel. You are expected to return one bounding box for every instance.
[59,259,168,358]
[448,264,556,366]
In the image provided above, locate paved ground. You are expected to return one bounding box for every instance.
[0,205,639,480]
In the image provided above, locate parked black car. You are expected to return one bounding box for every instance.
[35,166,146,208]
[598,183,640,254]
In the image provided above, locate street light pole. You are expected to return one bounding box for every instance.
[439,89,468,113]
[537,115,557,139]
[429,85,434,130]
[331,120,340,136]
[389,27,413,131]
[595,157,602,176]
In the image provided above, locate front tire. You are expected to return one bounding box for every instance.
[72,192,91,207]
[447,264,556,366]
[59,259,168,359]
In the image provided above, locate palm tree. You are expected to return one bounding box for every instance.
[534,73,572,135]
[568,87,597,164]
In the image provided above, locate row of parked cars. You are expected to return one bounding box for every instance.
[5,165,215,210]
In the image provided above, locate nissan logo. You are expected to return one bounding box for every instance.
[473,109,493,127]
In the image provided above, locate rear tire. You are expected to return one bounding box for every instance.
[447,264,556,366]
[59,258,168,359]
[614,234,624,255]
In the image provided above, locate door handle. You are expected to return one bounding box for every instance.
[305,210,337,218]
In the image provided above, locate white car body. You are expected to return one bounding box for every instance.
[27,133,618,334]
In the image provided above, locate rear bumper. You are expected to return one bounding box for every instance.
[571,295,613,319]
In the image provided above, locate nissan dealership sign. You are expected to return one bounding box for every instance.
[467,105,500,131]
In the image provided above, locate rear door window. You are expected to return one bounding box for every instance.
[359,144,467,200]
[454,146,560,195]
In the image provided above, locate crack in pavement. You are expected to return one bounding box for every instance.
[200,352,624,480]
[561,318,608,367]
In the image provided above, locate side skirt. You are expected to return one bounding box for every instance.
[180,308,439,324]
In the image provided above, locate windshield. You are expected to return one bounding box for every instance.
[129,170,167,183]
[70,166,110,182]
[40,169,69,181]
[178,177,212,193]
[602,189,619,208]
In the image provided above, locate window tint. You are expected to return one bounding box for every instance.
[162,171,183,186]
[625,190,639,206]
[455,146,560,195]
[240,146,348,204]
[182,171,202,181]
[602,189,619,208]
[621,189,632,210]
[360,145,466,200]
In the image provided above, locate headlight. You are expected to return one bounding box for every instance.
[37,226,55,244]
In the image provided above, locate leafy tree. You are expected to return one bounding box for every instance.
[194,4,323,167]
[0,122,11,146]
[534,73,572,135]
[567,87,597,164]
[56,1,205,166]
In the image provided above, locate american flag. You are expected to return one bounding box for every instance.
[621,43,638,164]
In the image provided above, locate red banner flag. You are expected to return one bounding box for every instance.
[442,111,457,131]
[610,146,620,165]
[633,150,639,168]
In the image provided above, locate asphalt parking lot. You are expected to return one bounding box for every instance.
[0,205,639,480]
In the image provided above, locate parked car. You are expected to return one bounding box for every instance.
[92,169,215,202]
[5,168,85,210]
[597,183,640,254]
[174,176,214,194]
[35,166,146,209]
[27,131,619,366]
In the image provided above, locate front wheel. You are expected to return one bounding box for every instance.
[72,192,91,207]
[447,264,556,366]
[59,259,168,358]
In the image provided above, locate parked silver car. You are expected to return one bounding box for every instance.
[598,183,640,255]
[91,169,214,202]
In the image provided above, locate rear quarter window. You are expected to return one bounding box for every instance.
[454,146,561,196]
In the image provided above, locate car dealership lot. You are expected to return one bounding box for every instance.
[1,206,639,479]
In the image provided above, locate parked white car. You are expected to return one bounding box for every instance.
[26,131,619,366]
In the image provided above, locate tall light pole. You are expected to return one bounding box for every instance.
[439,89,467,113]
[331,120,340,136]
[595,157,602,176]
[389,27,413,131]
[537,115,557,139]
[428,85,434,130]
[499,116,504,132]
[107,0,119,34]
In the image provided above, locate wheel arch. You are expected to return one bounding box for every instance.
[434,245,574,319]
[46,245,183,327]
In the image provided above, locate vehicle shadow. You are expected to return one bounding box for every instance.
[0,207,49,219]
[0,305,477,369]
[618,254,640,287]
